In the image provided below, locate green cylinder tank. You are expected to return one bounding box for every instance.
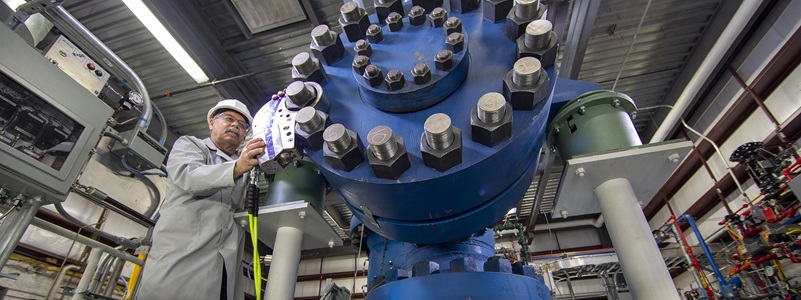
[264,159,326,215]
[547,90,640,160]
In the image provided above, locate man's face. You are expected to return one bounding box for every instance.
[209,110,249,151]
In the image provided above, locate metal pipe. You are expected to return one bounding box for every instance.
[42,6,157,142]
[104,257,126,297]
[265,226,304,300]
[650,0,764,143]
[681,119,750,201]
[71,184,156,227]
[46,264,80,300]
[562,270,576,300]
[595,178,679,299]
[151,102,168,145]
[29,218,144,265]
[89,253,114,293]
[678,214,726,285]
[53,202,140,249]
[73,247,103,300]
[0,196,42,270]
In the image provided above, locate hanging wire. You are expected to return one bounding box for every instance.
[612,0,653,91]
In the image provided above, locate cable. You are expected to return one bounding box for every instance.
[120,154,167,177]
[612,0,652,91]
[247,169,262,300]
[352,223,365,300]
[0,203,17,221]
[119,275,129,298]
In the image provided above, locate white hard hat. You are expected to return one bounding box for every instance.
[207,99,253,125]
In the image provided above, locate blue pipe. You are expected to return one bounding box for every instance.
[678,214,726,285]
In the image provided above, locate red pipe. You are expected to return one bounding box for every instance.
[664,215,715,298]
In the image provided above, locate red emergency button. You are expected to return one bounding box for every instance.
[87,63,95,70]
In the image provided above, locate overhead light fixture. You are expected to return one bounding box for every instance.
[122,0,209,83]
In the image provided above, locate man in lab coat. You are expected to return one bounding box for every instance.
[136,99,265,300]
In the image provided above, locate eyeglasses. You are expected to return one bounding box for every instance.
[214,113,250,133]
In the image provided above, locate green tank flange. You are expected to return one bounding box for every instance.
[547,90,641,160]
[264,158,326,215]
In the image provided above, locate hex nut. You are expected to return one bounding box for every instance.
[502,69,550,110]
[444,17,463,35]
[375,0,404,24]
[353,39,372,57]
[516,31,558,68]
[352,55,371,75]
[386,12,404,32]
[450,0,480,13]
[338,5,371,42]
[411,0,443,12]
[363,65,383,87]
[366,24,384,44]
[429,8,448,28]
[291,53,327,84]
[385,70,406,91]
[420,127,462,172]
[504,3,545,40]
[411,63,432,84]
[434,50,453,71]
[323,127,365,172]
[471,101,513,147]
[412,261,440,277]
[483,0,513,23]
[408,6,427,26]
[367,136,411,180]
[310,32,346,66]
[295,109,333,150]
[446,32,465,53]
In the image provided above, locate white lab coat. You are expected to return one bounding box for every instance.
[137,136,246,300]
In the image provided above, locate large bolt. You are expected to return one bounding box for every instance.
[446,32,465,53]
[434,50,453,71]
[409,6,426,26]
[375,0,403,25]
[291,52,327,84]
[429,7,448,27]
[295,107,332,150]
[524,20,551,49]
[340,2,363,22]
[421,113,462,171]
[425,113,455,150]
[311,24,335,47]
[352,55,371,75]
[366,24,384,43]
[323,124,364,171]
[292,52,315,75]
[444,17,462,35]
[385,69,406,91]
[286,81,315,109]
[411,63,431,84]
[310,25,345,65]
[363,65,383,87]
[386,12,403,32]
[369,125,399,159]
[484,0,513,23]
[324,124,352,154]
[478,93,506,123]
[512,57,541,87]
[503,57,550,110]
[367,125,411,179]
[515,0,539,19]
[471,92,513,146]
[354,39,372,56]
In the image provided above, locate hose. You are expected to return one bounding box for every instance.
[247,169,263,300]
[52,202,139,249]
[120,154,167,177]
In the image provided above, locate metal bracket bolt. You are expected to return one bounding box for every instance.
[575,167,586,178]
[668,153,681,164]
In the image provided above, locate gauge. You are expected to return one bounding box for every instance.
[127,91,143,107]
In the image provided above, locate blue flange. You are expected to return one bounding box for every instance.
[307,7,552,243]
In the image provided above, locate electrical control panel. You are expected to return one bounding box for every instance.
[43,35,110,96]
[0,23,112,203]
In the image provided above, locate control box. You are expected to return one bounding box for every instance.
[43,35,110,96]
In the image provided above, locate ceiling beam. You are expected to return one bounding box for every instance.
[558,0,600,79]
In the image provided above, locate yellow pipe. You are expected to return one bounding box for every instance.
[125,253,147,300]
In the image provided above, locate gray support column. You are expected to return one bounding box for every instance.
[595,178,679,300]
[73,247,104,300]
[265,225,304,300]
[0,196,42,270]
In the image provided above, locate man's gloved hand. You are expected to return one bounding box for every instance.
[234,138,266,179]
